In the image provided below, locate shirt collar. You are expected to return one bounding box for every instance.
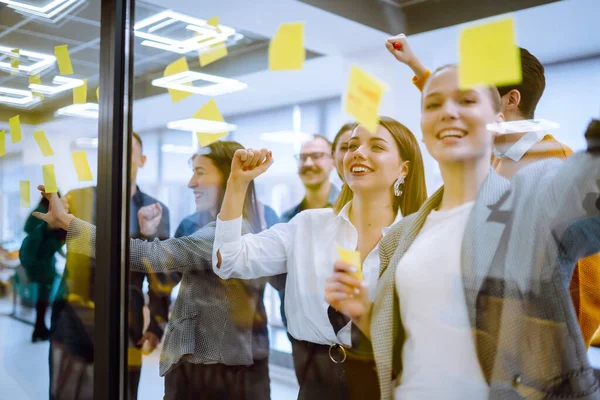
[337,200,403,236]
[131,185,143,206]
[493,131,546,162]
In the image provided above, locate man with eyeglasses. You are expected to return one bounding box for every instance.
[271,135,340,336]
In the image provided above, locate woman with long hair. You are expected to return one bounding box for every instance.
[33,141,274,399]
[212,116,427,399]
[326,65,600,399]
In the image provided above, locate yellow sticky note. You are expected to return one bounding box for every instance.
[269,22,305,71]
[29,73,44,100]
[33,130,55,157]
[193,98,224,122]
[164,57,192,103]
[336,245,362,279]
[73,79,87,104]
[9,115,22,144]
[197,132,228,147]
[206,16,222,33]
[344,66,387,134]
[54,45,74,75]
[72,151,93,181]
[42,164,58,193]
[199,41,228,67]
[0,130,5,158]
[458,17,522,90]
[10,49,19,73]
[96,87,100,102]
[20,181,30,208]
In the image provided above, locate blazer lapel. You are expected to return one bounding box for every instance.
[461,169,511,328]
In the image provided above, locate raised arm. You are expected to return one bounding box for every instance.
[385,33,431,92]
[213,147,291,280]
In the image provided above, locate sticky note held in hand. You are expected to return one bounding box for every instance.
[72,151,93,181]
[164,56,192,103]
[344,66,387,134]
[336,244,362,279]
[42,164,58,193]
[73,79,87,104]
[9,115,22,144]
[20,181,30,208]
[458,17,522,90]
[269,22,305,71]
[33,130,55,157]
[54,45,74,75]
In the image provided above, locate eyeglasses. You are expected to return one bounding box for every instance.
[294,152,330,163]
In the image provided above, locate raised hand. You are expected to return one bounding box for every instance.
[229,148,273,184]
[137,331,160,355]
[385,33,428,79]
[32,185,74,230]
[138,203,163,238]
[325,260,370,320]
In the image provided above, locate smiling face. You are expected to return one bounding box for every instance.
[343,124,408,198]
[420,67,503,166]
[297,137,335,190]
[187,155,224,213]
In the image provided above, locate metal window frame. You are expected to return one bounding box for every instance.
[95,0,135,397]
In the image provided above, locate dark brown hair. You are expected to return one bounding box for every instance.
[191,141,261,232]
[333,117,427,217]
[331,122,357,154]
[497,47,545,119]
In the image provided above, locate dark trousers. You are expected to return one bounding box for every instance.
[128,368,141,400]
[291,337,380,400]
[164,358,270,400]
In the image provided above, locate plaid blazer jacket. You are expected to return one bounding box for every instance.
[371,151,600,399]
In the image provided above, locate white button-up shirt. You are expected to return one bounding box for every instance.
[212,201,402,346]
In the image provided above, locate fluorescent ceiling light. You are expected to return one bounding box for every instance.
[30,76,85,96]
[167,118,236,133]
[0,86,42,108]
[74,137,98,148]
[486,119,560,134]
[161,144,197,154]
[0,46,56,75]
[260,131,314,144]
[134,10,239,54]
[152,71,247,97]
[56,103,99,119]
[0,0,83,20]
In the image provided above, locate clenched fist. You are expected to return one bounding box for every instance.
[229,148,273,184]
[138,203,162,238]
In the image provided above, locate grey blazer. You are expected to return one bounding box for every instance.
[371,152,600,399]
[66,218,265,376]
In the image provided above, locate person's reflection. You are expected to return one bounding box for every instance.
[19,132,172,400]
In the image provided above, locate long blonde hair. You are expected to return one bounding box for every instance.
[333,117,427,217]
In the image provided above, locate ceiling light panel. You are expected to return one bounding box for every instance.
[0,0,81,19]
[0,86,42,108]
[152,71,247,97]
[134,10,238,54]
[56,103,99,119]
[0,46,56,75]
[29,76,85,96]
[167,118,237,133]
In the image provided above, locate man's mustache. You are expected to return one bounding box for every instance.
[300,167,322,175]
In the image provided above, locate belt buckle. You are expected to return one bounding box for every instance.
[328,344,347,364]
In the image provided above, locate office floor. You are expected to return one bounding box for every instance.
[0,299,299,400]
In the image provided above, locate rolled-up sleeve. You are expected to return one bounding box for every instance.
[212,215,292,280]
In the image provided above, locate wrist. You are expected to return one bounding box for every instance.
[227,177,250,191]
[408,58,427,78]
[60,214,75,231]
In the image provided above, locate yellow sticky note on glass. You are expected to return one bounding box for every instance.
[200,42,228,67]
[10,49,19,73]
[193,98,224,122]
[458,17,522,90]
[197,132,228,147]
[72,151,93,181]
[336,245,362,279]
[0,130,5,158]
[269,22,305,71]
[29,73,44,100]
[96,87,100,102]
[33,130,55,157]
[206,16,222,33]
[73,79,87,104]
[344,66,387,134]
[20,181,30,208]
[164,57,192,103]
[9,115,22,144]
[54,45,74,75]
[42,164,58,193]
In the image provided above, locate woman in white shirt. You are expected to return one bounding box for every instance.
[213,117,427,399]
[325,65,600,399]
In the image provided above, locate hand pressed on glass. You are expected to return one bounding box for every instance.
[32,185,74,230]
